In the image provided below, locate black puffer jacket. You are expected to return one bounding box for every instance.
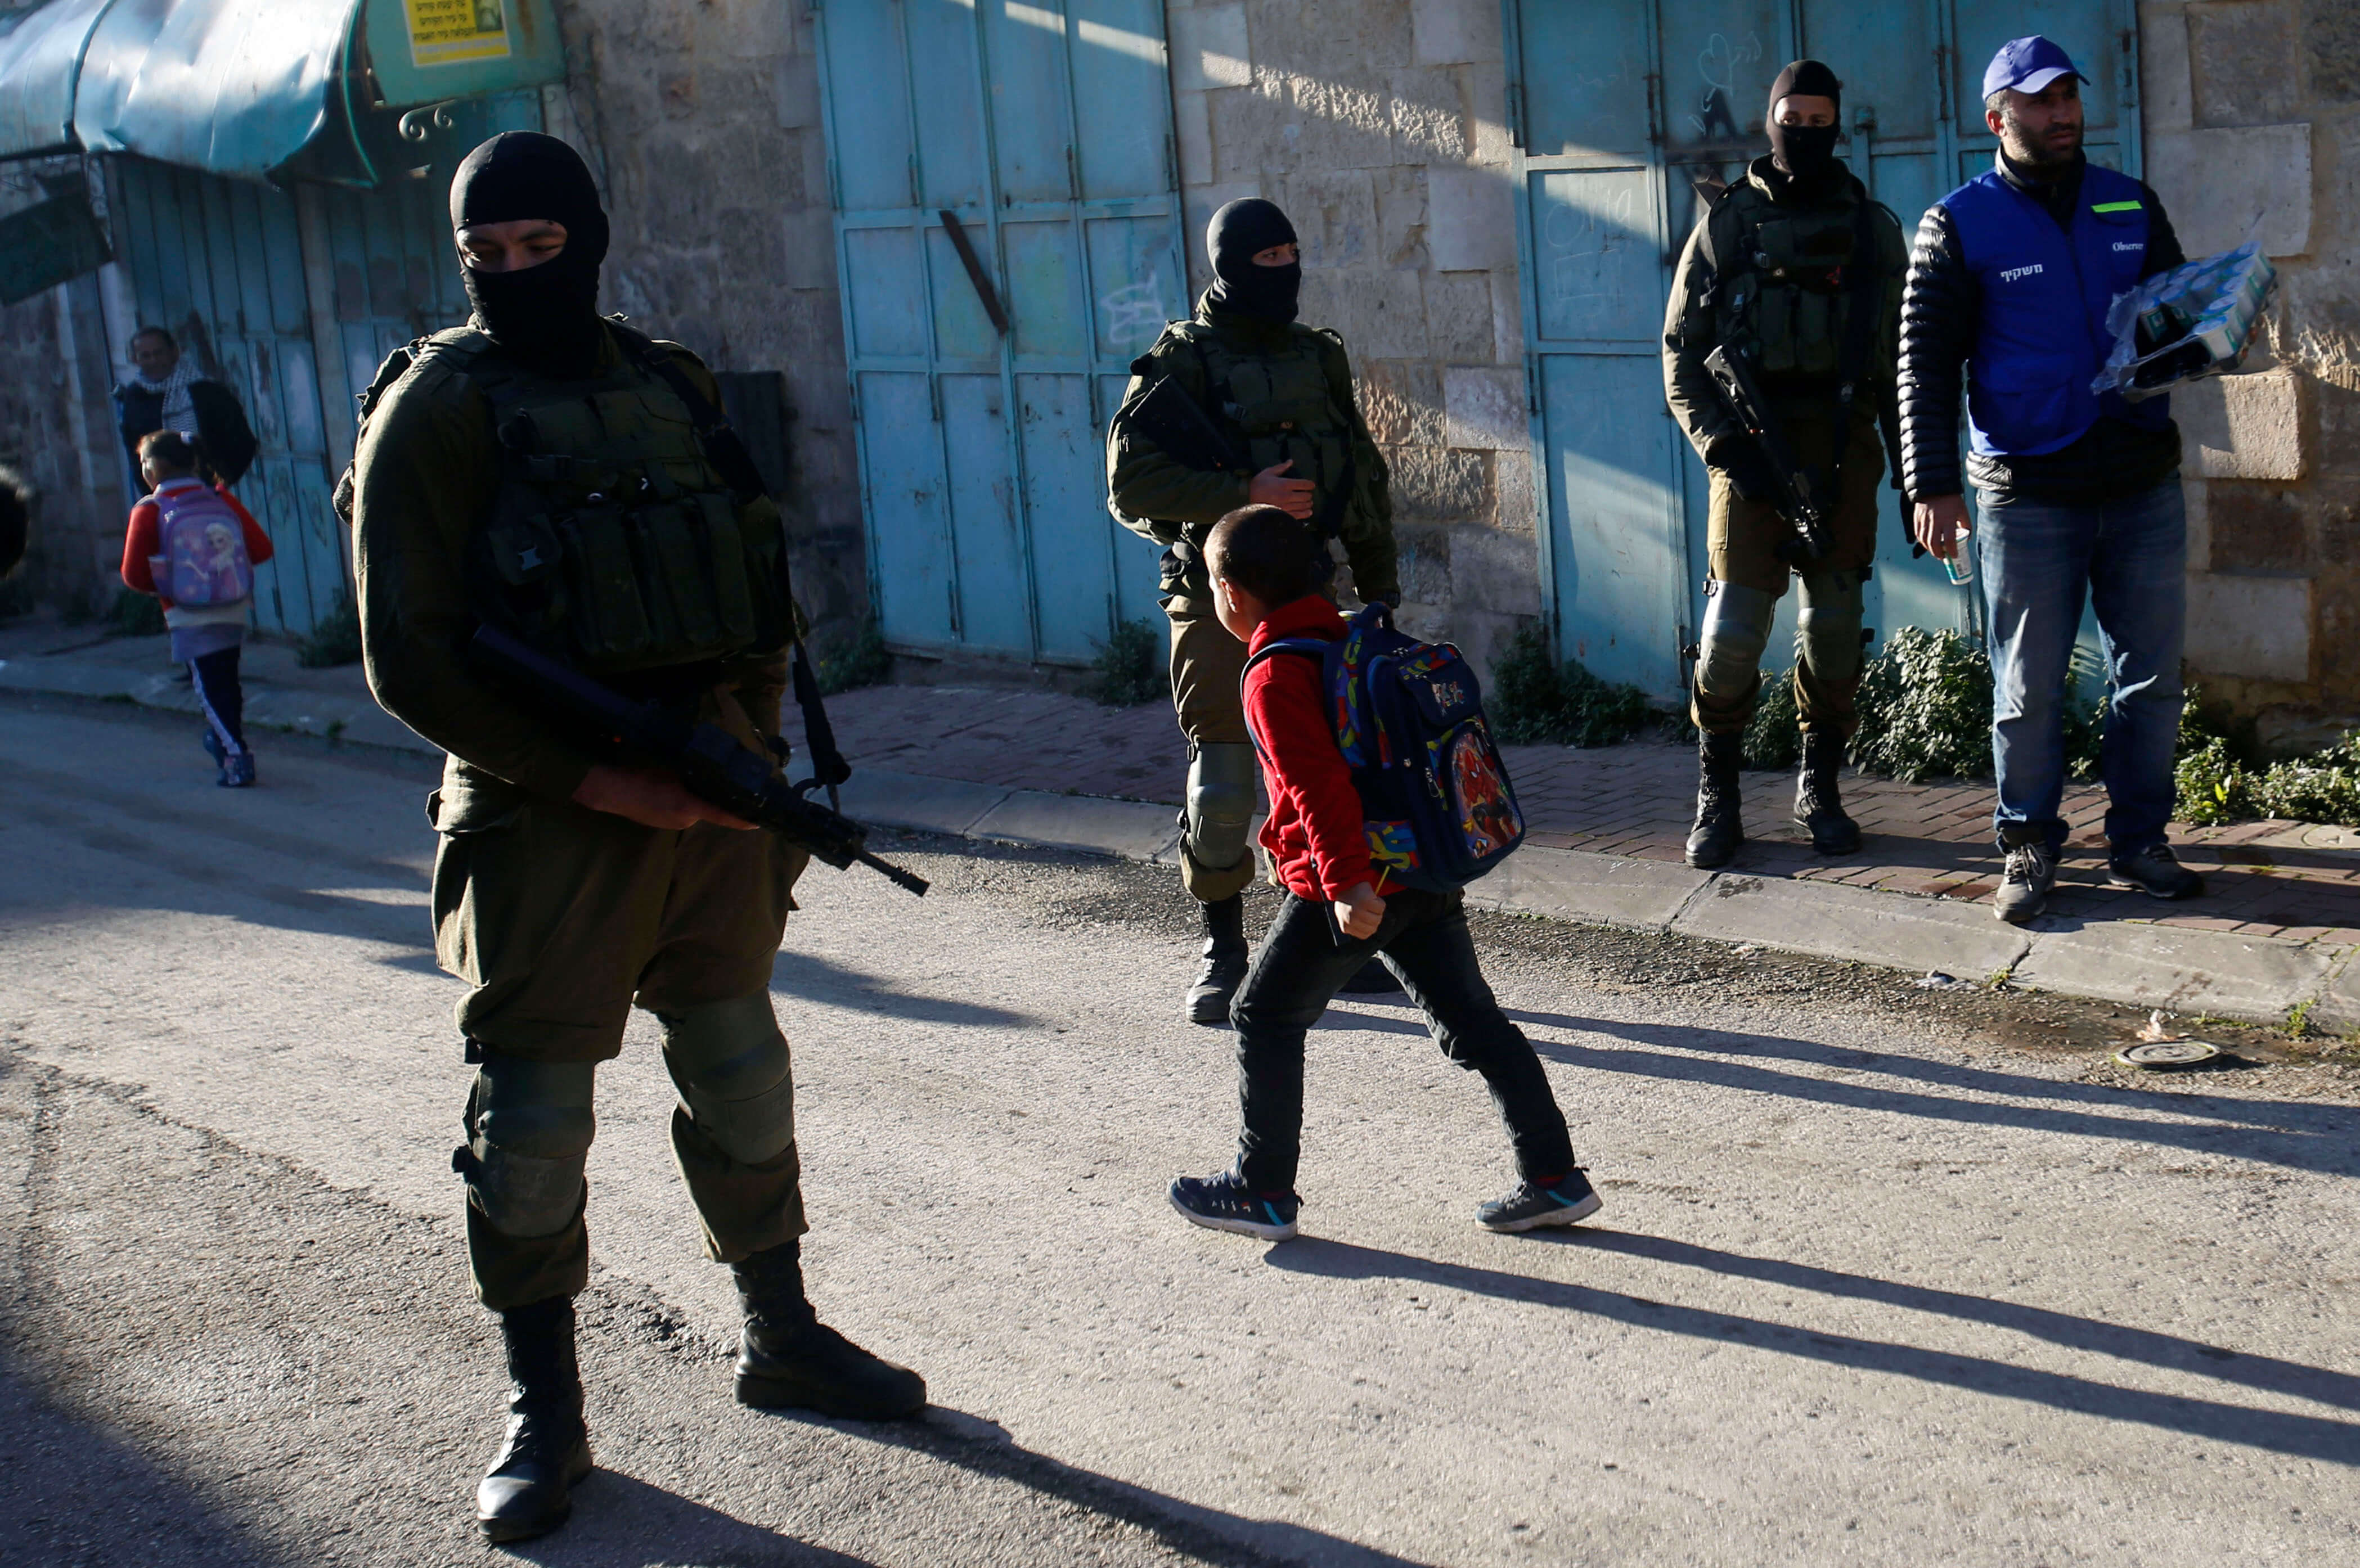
[1897,156,2185,507]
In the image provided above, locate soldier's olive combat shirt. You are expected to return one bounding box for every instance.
[1107,294,1400,608]
[353,328,786,806]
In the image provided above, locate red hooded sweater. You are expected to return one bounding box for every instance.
[1243,594,1377,901]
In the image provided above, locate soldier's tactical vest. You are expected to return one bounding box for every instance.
[1709,181,1875,383]
[1170,319,1358,529]
[349,324,798,675]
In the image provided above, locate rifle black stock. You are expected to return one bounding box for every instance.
[1702,345,1831,562]
[467,624,929,898]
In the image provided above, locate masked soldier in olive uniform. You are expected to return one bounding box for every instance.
[350,134,923,1546]
[1106,198,1400,1024]
[1662,61,1907,868]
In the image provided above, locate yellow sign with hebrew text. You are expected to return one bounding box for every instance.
[407,0,512,68]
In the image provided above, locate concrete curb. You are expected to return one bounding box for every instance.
[0,652,428,754]
[6,651,2343,1028]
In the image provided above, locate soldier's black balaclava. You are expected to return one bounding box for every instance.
[449,132,610,372]
[1206,199,1301,324]
[1765,60,1844,184]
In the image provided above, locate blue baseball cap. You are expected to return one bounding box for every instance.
[1983,36,2088,100]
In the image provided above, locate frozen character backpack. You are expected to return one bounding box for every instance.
[1245,603,1525,892]
[151,484,253,607]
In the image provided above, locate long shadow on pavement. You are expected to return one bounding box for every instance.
[0,1353,283,1566]
[1265,1238,2360,1465]
[1575,1229,2360,1413]
[1499,1010,2360,1179]
[503,1468,879,1566]
[759,1404,1440,1567]
[768,950,1042,1031]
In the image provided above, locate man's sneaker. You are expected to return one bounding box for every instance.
[1168,1172,1298,1241]
[1477,1170,1603,1233]
[220,751,256,788]
[1995,839,2056,924]
[201,729,226,782]
[2110,842,2204,900]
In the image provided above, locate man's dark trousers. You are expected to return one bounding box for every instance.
[1229,887,1574,1193]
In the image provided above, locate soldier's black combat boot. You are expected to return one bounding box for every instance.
[1793,730,1862,855]
[1684,731,1746,869]
[732,1239,926,1419]
[476,1296,593,1544]
[1185,894,1249,1026]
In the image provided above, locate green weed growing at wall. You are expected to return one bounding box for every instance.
[1487,621,1654,747]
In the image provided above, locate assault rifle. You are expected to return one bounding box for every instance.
[467,623,929,897]
[1126,373,1249,476]
[1702,344,1831,563]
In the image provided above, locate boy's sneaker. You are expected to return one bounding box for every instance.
[2110,842,2204,900]
[1168,1171,1299,1241]
[1478,1169,1603,1233]
[220,752,256,788]
[1995,839,2056,924]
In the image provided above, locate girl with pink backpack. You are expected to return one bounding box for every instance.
[119,431,275,786]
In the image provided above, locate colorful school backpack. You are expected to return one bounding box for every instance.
[151,483,253,606]
[1246,603,1525,892]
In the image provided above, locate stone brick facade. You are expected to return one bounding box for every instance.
[540,0,867,645]
[2145,1,2360,750]
[1165,0,1536,677]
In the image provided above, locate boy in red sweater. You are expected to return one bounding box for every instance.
[121,430,273,786]
[1167,506,1601,1241]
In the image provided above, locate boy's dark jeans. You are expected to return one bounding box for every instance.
[1230,886,1575,1193]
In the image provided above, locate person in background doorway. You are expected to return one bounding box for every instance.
[1898,35,2200,923]
[120,431,272,787]
[1107,197,1402,1025]
[113,326,259,493]
[1662,60,1908,870]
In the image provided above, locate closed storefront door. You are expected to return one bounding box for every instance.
[817,0,1188,664]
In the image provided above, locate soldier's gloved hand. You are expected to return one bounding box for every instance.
[1707,434,1782,504]
[572,763,756,832]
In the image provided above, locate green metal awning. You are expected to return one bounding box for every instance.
[0,0,563,182]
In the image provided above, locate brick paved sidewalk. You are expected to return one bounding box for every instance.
[794,682,2360,948]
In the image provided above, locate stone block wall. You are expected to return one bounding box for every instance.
[541,0,867,644]
[1165,0,1538,676]
[2145,1,2360,750]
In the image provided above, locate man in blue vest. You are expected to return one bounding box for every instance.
[1897,36,2204,923]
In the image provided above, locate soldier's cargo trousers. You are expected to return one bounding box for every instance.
[429,749,810,1312]
[1166,594,1257,904]
[1692,409,1884,738]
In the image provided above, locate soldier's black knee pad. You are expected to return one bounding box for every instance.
[462,1053,596,1239]
[658,992,795,1166]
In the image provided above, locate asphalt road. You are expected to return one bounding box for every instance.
[2,693,2356,1567]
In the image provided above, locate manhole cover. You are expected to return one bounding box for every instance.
[2113,1040,2223,1069]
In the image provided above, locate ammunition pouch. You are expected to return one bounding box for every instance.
[466,330,799,674]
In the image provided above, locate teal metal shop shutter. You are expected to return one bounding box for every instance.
[109,157,341,637]
[1505,0,2139,700]
[817,0,1187,664]
[104,93,540,637]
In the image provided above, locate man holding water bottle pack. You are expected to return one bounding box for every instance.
[1898,35,2204,923]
